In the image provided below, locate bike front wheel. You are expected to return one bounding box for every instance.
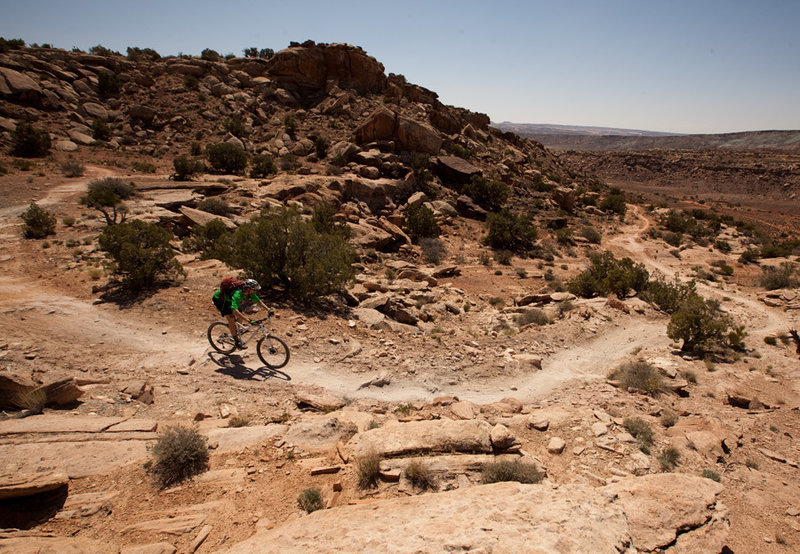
[257,335,290,369]
[208,321,237,354]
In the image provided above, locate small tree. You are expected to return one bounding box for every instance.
[99,220,184,292]
[92,119,112,141]
[258,48,275,60]
[406,204,440,242]
[206,143,248,174]
[82,177,135,225]
[667,294,739,354]
[200,48,221,61]
[172,155,206,180]
[11,123,51,158]
[243,47,258,58]
[567,251,649,298]
[462,175,509,212]
[97,71,122,98]
[484,209,538,253]
[600,187,626,218]
[249,154,276,178]
[20,202,56,238]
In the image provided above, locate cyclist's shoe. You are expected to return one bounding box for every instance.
[234,339,247,351]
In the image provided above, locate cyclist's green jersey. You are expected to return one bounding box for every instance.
[212,289,260,310]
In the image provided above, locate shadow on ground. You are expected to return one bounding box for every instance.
[207,353,291,382]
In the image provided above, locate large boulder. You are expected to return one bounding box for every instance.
[267,43,387,97]
[355,107,442,154]
[346,419,494,458]
[0,67,43,103]
[435,156,482,187]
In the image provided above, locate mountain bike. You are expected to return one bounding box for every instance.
[207,315,290,369]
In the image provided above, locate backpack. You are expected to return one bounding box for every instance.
[220,277,245,296]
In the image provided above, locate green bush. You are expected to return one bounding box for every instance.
[738,248,761,264]
[284,114,298,136]
[223,117,247,138]
[222,208,355,300]
[667,294,740,354]
[82,177,135,225]
[609,361,663,395]
[148,425,209,488]
[126,46,161,61]
[410,153,435,198]
[92,119,112,141]
[760,262,797,290]
[461,175,509,212]
[259,48,275,59]
[481,461,544,484]
[714,239,731,253]
[314,136,329,159]
[406,205,440,242]
[197,197,231,216]
[599,187,626,217]
[657,446,680,470]
[485,209,538,253]
[99,220,184,292]
[97,71,122,98]
[20,202,56,239]
[640,275,696,314]
[702,469,721,482]
[11,123,51,158]
[61,160,85,177]
[623,417,654,452]
[89,44,118,56]
[297,488,324,513]
[404,460,438,491]
[250,154,277,178]
[206,143,248,174]
[0,37,25,52]
[200,48,221,61]
[567,251,649,298]
[182,219,231,260]
[173,155,206,180]
[493,249,513,265]
[131,161,156,174]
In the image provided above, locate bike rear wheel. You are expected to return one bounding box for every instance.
[257,335,290,369]
[208,321,237,354]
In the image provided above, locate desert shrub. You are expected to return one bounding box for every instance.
[462,174,509,212]
[183,74,199,90]
[190,142,203,156]
[62,216,76,227]
[243,47,258,58]
[515,309,550,327]
[284,114,298,136]
[406,205,440,241]
[702,469,721,482]
[738,248,760,264]
[197,197,231,216]
[309,201,350,238]
[759,238,800,258]
[172,155,205,180]
[662,231,682,247]
[82,177,135,225]
[148,425,209,488]
[481,461,544,484]
[356,451,382,489]
[710,260,734,276]
[660,409,678,428]
[493,249,513,265]
[657,446,680,470]
[760,262,797,290]
[99,220,184,292]
[250,154,277,178]
[97,71,121,98]
[92,119,112,141]
[623,417,654,452]
[488,296,505,308]
[223,117,247,138]
[206,143,248,174]
[0,37,25,52]
[297,488,323,513]
[599,187,626,217]
[714,239,731,253]
[409,153,435,197]
[567,251,649,298]
[11,123,51,158]
[609,361,663,396]
[126,46,161,61]
[484,209,538,253]
[259,48,275,59]
[763,336,777,346]
[420,237,446,264]
[554,227,572,245]
[580,225,602,244]
[131,161,156,174]
[182,219,231,260]
[222,208,355,300]
[667,294,741,354]
[200,48,221,61]
[61,159,85,177]
[279,153,299,171]
[89,44,118,56]
[640,275,696,314]
[20,202,56,239]
[314,136,329,159]
[227,414,250,428]
[404,460,438,491]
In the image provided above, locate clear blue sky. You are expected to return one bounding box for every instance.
[2,0,798,134]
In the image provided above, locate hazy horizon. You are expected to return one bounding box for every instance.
[1,0,798,135]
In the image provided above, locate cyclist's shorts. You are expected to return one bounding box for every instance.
[213,295,233,316]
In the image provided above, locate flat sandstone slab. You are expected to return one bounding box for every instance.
[0,415,124,435]
[0,439,149,478]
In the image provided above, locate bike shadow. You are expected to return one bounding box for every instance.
[207,352,291,382]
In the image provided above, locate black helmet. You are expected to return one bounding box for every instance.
[243,279,261,291]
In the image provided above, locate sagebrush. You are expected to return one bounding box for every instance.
[148,425,209,488]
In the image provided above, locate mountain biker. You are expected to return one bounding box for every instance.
[212,278,273,350]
